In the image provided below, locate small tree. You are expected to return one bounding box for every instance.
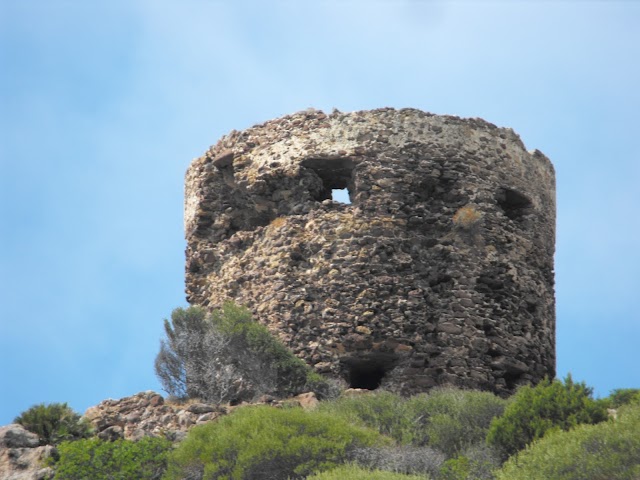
[154,306,210,399]
[155,302,314,403]
[487,374,608,458]
[14,402,92,446]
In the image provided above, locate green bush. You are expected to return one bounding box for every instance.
[350,445,445,478]
[495,403,640,480]
[210,302,313,397]
[318,392,413,444]
[438,444,500,480]
[605,388,640,408]
[318,389,505,459]
[487,375,608,457]
[14,402,92,446]
[53,436,172,480]
[439,457,471,480]
[163,405,387,480]
[306,464,429,479]
[405,389,506,457]
[155,305,208,399]
[155,303,320,403]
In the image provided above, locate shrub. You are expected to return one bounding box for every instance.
[155,305,208,400]
[53,436,171,480]
[495,403,640,480]
[487,375,608,457]
[404,388,506,457]
[318,388,505,459]
[155,303,317,403]
[163,405,387,480]
[438,444,501,480]
[350,445,445,478]
[14,402,92,446]
[317,392,412,444]
[439,457,471,480]
[306,464,429,480]
[210,302,312,397]
[606,388,640,408]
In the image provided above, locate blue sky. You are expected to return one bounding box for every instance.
[1,1,639,425]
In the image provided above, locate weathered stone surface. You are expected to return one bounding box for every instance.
[292,392,319,410]
[0,425,39,449]
[186,403,217,414]
[185,108,556,396]
[0,425,55,480]
[83,391,223,441]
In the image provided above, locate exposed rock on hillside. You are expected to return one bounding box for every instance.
[82,390,320,442]
[83,391,223,442]
[0,390,321,478]
[0,424,55,480]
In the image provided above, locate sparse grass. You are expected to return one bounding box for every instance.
[269,216,287,228]
[452,205,482,228]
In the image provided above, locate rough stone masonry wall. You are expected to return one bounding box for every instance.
[184,108,556,397]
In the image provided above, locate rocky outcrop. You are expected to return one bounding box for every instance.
[184,107,556,397]
[0,424,55,480]
[83,391,224,442]
[82,390,321,442]
[0,390,322,479]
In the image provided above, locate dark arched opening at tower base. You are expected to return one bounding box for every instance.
[350,363,385,389]
[342,354,398,390]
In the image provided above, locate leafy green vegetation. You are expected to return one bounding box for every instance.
[496,402,640,480]
[487,374,608,457]
[306,464,430,480]
[16,377,640,479]
[210,302,311,394]
[155,303,322,403]
[17,299,637,479]
[52,436,172,480]
[319,388,506,458]
[14,402,92,446]
[318,391,413,444]
[162,405,387,480]
[349,445,445,478]
[605,388,640,408]
[404,388,506,457]
[438,444,501,480]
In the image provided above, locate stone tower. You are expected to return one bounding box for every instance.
[184,108,555,396]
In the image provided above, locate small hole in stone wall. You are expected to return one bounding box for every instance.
[504,372,522,390]
[332,188,352,204]
[342,354,398,390]
[301,157,355,204]
[497,188,532,221]
[349,363,385,390]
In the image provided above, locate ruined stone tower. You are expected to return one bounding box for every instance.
[184,108,555,396]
